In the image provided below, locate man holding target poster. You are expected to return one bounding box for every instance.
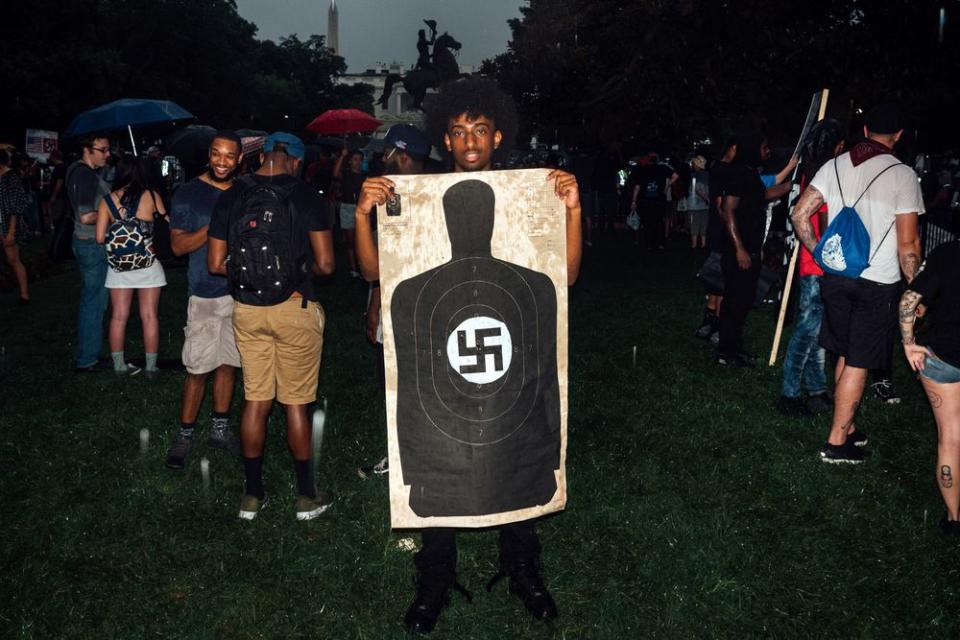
[354,78,582,634]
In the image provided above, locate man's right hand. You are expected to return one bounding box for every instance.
[356,176,396,217]
[736,247,752,270]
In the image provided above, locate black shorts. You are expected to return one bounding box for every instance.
[819,274,901,369]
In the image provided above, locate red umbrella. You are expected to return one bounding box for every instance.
[306,109,382,135]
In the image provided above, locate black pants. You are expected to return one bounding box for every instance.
[718,252,761,356]
[414,521,541,585]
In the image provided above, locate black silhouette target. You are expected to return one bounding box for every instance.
[391,180,560,517]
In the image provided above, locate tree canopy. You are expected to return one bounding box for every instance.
[484,0,960,153]
[0,0,373,142]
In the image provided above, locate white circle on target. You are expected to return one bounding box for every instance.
[446,316,512,384]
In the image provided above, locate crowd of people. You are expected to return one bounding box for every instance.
[1,79,959,634]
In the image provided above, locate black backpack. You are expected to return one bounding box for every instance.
[226,176,302,306]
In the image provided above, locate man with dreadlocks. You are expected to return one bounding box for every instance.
[355,77,582,634]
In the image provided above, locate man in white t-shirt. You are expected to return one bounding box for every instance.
[791,103,924,464]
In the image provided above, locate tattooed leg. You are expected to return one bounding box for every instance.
[940,466,953,489]
[828,364,867,446]
[923,376,960,520]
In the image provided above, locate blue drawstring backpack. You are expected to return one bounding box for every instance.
[813,159,903,278]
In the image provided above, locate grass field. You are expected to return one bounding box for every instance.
[2,235,958,639]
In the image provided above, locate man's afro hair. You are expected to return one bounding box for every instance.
[426,77,518,163]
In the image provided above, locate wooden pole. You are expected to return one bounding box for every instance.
[768,88,829,366]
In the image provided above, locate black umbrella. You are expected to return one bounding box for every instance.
[164,125,217,165]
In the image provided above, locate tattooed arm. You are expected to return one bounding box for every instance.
[895,212,921,283]
[789,185,825,253]
[899,288,929,371]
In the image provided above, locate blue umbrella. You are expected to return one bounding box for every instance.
[64,98,195,155]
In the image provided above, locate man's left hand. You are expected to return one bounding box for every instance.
[546,169,580,210]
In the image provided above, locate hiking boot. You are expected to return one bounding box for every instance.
[805,392,833,415]
[404,579,453,634]
[295,490,334,521]
[164,430,193,470]
[488,559,558,621]
[238,494,267,520]
[777,395,811,418]
[208,424,240,455]
[115,363,142,377]
[819,441,866,464]
[358,456,389,479]
[847,429,869,447]
[871,379,901,404]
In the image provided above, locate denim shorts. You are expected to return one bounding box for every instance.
[921,351,960,385]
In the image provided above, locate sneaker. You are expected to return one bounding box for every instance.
[164,430,194,470]
[694,315,717,339]
[819,441,866,464]
[805,392,833,415]
[709,331,720,346]
[847,429,869,447]
[939,512,960,537]
[716,352,752,368]
[143,368,161,380]
[487,559,558,621]
[358,456,389,479]
[238,494,267,520]
[777,395,811,418]
[208,424,240,455]
[871,379,901,404]
[295,490,334,521]
[115,363,142,377]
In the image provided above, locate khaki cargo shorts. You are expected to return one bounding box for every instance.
[182,295,242,375]
[233,296,325,405]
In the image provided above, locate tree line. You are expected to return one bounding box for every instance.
[0,0,373,142]
[484,0,960,153]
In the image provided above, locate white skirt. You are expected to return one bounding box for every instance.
[105,260,167,288]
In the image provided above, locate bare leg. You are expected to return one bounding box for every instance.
[211,365,237,414]
[240,399,273,457]
[285,403,312,460]
[179,373,208,424]
[108,288,134,353]
[3,244,29,300]
[827,357,867,446]
[137,286,161,354]
[923,377,960,521]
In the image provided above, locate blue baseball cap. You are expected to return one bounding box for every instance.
[263,132,305,160]
[384,124,430,159]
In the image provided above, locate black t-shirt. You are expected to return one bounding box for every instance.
[721,163,766,254]
[209,173,331,301]
[339,170,366,204]
[630,163,674,203]
[911,241,960,368]
[48,163,66,202]
[706,161,735,251]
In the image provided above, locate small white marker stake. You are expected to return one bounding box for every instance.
[312,399,327,467]
[200,457,210,491]
[632,345,637,368]
[139,428,149,453]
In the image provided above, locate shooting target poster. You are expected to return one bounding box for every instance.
[378,169,569,529]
